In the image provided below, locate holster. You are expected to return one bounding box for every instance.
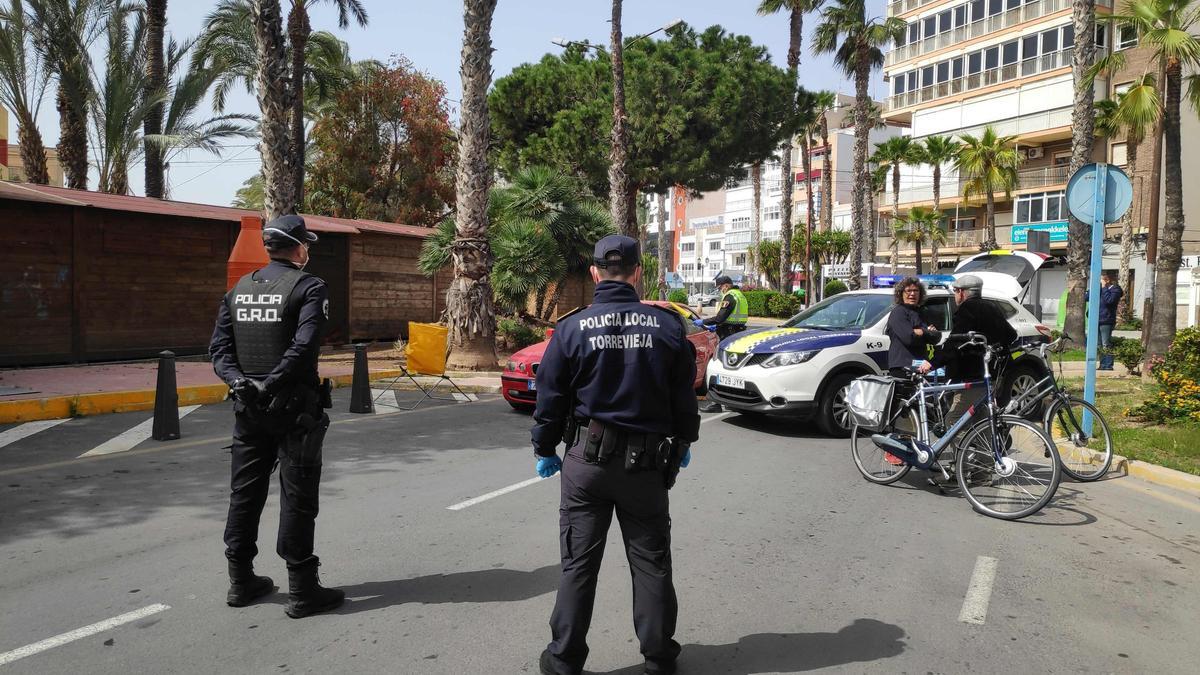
[285,410,329,477]
[660,439,685,489]
[584,419,619,464]
[624,432,666,472]
[319,378,333,409]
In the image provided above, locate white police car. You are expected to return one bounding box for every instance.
[706,253,1053,437]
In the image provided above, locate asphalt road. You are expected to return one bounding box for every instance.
[0,391,1197,674]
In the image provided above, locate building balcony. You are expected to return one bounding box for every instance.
[878,227,988,256]
[888,0,948,18]
[914,106,1074,144]
[886,0,1079,67]
[886,164,1069,207]
[886,48,1073,113]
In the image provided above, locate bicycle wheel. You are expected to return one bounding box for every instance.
[851,408,918,485]
[955,415,1061,520]
[1045,396,1113,482]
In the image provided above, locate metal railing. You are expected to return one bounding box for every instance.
[878,227,987,252]
[888,0,946,17]
[887,48,1073,112]
[885,164,1069,205]
[915,106,1074,142]
[886,0,1071,66]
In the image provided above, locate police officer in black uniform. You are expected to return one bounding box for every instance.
[532,235,701,675]
[209,214,344,619]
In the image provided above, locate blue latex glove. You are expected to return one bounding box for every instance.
[692,318,706,328]
[536,455,562,478]
[680,447,692,468]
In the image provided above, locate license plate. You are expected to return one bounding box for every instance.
[527,379,536,391]
[717,374,745,389]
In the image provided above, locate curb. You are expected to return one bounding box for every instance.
[0,370,500,424]
[1108,454,1200,495]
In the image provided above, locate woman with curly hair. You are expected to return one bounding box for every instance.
[886,277,940,375]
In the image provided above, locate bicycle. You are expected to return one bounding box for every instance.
[1003,334,1114,482]
[848,333,1062,521]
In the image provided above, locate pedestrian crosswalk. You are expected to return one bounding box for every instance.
[0,418,69,450]
[78,406,201,457]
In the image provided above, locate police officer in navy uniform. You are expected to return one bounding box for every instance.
[209,214,344,618]
[532,235,701,675]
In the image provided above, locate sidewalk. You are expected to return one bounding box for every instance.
[0,346,502,423]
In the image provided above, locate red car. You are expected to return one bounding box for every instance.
[501,301,719,411]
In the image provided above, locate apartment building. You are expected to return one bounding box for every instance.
[880,0,1114,266]
[0,108,63,187]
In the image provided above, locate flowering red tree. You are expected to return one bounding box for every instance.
[305,57,454,225]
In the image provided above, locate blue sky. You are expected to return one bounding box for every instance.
[31,0,889,207]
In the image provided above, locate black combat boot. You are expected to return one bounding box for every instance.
[226,561,274,607]
[285,564,345,619]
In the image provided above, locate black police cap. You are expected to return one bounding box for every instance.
[263,214,318,248]
[713,275,733,286]
[593,234,640,268]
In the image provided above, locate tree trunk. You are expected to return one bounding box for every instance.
[751,162,762,286]
[1117,139,1138,324]
[931,164,942,271]
[56,87,88,190]
[16,113,50,185]
[779,7,802,295]
[287,3,310,208]
[802,134,815,301]
[890,165,900,273]
[446,0,499,371]
[821,114,832,232]
[535,286,548,319]
[1063,0,1097,345]
[543,281,566,321]
[608,0,632,238]
[1147,60,1184,363]
[655,191,668,299]
[985,190,997,251]
[251,0,297,220]
[848,62,871,290]
[108,162,129,196]
[914,239,922,275]
[143,0,167,198]
[1141,54,1167,356]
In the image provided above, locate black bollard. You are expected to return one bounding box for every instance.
[152,350,181,441]
[349,344,374,414]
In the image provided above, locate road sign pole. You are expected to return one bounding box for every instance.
[1083,164,1108,434]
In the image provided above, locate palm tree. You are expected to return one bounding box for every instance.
[917,134,958,271]
[143,0,167,198]
[233,173,265,209]
[813,0,905,289]
[1062,0,1099,344]
[955,127,1021,251]
[656,191,668,299]
[893,206,947,274]
[246,0,295,219]
[758,0,820,294]
[871,135,919,273]
[1089,0,1192,363]
[0,0,51,184]
[286,0,367,205]
[795,87,821,299]
[446,0,499,370]
[26,0,115,190]
[814,89,837,232]
[90,9,159,194]
[608,0,633,239]
[751,161,763,285]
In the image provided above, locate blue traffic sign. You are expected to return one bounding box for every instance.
[1066,163,1133,225]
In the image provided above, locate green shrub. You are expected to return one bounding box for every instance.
[824,279,848,297]
[742,290,772,317]
[1116,317,1142,331]
[497,318,546,352]
[1110,337,1145,376]
[1128,327,1200,423]
[767,292,801,318]
[668,289,688,304]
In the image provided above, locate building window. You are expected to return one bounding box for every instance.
[938,10,951,33]
[681,242,695,253]
[1041,28,1058,54]
[1111,142,1128,166]
[709,240,722,251]
[953,217,977,230]
[729,216,751,231]
[1053,150,1071,167]
[1117,24,1138,51]
[1095,24,1107,49]
[970,0,984,22]
[1015,191,1065,224]
[954,5,967,27]
[763,205,781,221]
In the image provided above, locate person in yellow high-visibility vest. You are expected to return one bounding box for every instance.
[696,276,749,340]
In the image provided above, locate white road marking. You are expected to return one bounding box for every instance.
[371,388,399,412]
[0,603,170,666]
[0,418,70,450]
[447,476,549,511]
[958,556,999,625]
[78,406,201,458]
[452,392,479,402]
[447,412,726,511]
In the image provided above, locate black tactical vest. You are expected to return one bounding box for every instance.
[229,268,307,376]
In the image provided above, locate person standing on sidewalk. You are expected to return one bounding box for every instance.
[209,214,344,618]
[531,235,700,675]
[1098,272,1123,371]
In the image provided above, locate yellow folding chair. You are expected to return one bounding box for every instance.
[372,323,473,411]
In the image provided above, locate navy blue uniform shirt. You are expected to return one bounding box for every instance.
[209,259,328,393]
[531,280,701,456]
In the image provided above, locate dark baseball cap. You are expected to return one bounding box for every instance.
[262,214,318,248]
[714,275,733,286]
[593,234,640,268]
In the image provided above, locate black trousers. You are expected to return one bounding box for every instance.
[223,402,322,570]
[545,443,680,674]
[716,323,747,341]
